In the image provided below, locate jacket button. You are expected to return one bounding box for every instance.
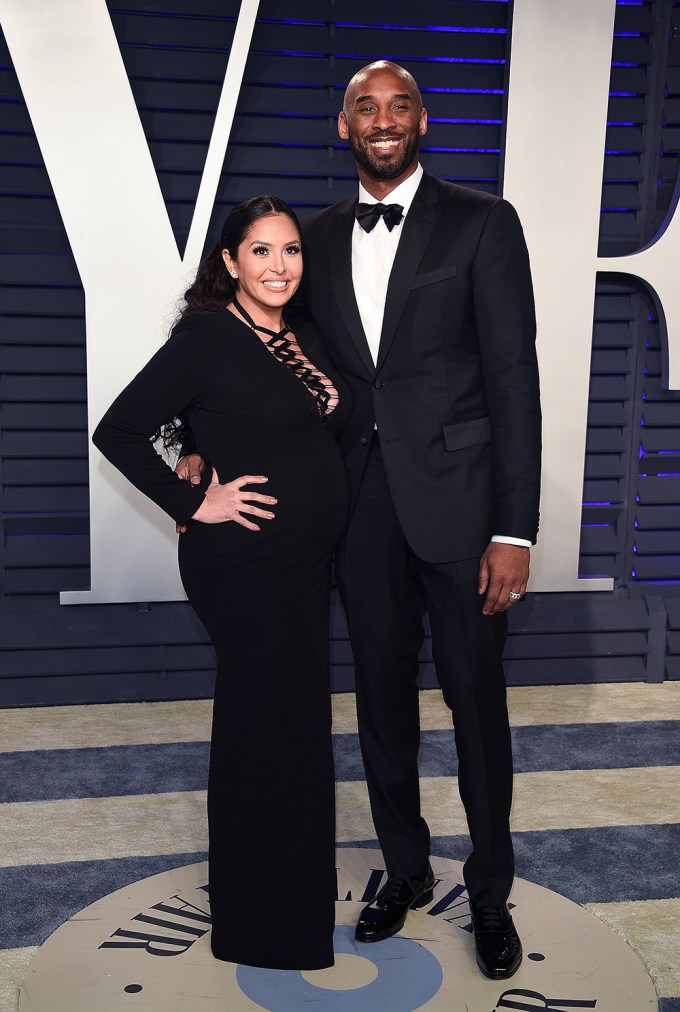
[374,379,384,390]
[360,436,369,446]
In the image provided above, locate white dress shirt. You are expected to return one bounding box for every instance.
[351,163,530,549]
[352,164,423,366]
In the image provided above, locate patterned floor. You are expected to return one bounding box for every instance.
[1,683,679,1011]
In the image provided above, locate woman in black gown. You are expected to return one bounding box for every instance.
[93,196,349,971]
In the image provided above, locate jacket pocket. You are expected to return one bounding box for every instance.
[443,416,491,451]
[411,265,457,289]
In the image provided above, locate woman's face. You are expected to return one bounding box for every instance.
[222,213,302,315]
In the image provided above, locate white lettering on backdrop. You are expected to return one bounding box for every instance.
[504,0,618,591]
[0,0,260,603]
[1,0,678,600]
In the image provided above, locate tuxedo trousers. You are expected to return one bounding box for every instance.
[335,440,514,906]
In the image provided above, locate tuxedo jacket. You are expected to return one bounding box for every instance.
[300,170,541,564]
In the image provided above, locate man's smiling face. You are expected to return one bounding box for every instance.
[339,62,428,190]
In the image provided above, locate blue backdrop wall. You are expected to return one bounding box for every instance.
[1,0,680,705]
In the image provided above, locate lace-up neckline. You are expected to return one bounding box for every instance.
[231,298,338,417]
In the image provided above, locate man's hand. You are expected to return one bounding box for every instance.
[191,469,277,531]
[176,453,204,485]
[477,542,529,616]
[175,453,205,533]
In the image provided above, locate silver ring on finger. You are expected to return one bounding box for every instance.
[508,591,523,601]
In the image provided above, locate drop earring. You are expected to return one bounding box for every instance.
[229,270,237,279]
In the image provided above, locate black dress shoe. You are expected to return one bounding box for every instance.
[355,872,435,943]
[469,901,522,979]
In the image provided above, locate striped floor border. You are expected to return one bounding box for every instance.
[0,684,678,1011]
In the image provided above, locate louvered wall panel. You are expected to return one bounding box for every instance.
[109,2,509,254]
[621,0,680,593]
[1,0,680,705]
[667,599,680,676]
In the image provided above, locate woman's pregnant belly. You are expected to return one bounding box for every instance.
[178,426,349,561]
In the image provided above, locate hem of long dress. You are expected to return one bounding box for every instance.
[211,946,335,971]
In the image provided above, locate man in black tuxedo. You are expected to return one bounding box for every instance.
[299,61,541,980]
[179,60,540,979]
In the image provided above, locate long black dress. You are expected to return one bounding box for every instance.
[93,308,349,970]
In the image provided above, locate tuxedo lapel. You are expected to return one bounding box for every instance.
[328,200,375,376]
[376,174,439,371]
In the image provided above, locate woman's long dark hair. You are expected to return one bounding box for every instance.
[160,195,301,450]
[181,194,301,316]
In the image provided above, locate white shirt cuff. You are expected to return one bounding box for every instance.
[491,535,533,548]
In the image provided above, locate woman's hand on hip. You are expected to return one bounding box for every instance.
[191,469,277,530]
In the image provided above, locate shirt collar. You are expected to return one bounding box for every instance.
[357,163,423,218]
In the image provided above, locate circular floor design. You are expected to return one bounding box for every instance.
[20,849,657,1010]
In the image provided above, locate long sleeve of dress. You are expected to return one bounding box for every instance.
[92,316,213,525]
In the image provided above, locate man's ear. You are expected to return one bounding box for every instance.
[419,107,428,138]
[338,110,349,140]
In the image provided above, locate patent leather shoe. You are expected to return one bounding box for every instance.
[469,901,522,979]
[355,872,435,943]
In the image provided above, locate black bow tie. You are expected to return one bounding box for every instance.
[354,202,404,233]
